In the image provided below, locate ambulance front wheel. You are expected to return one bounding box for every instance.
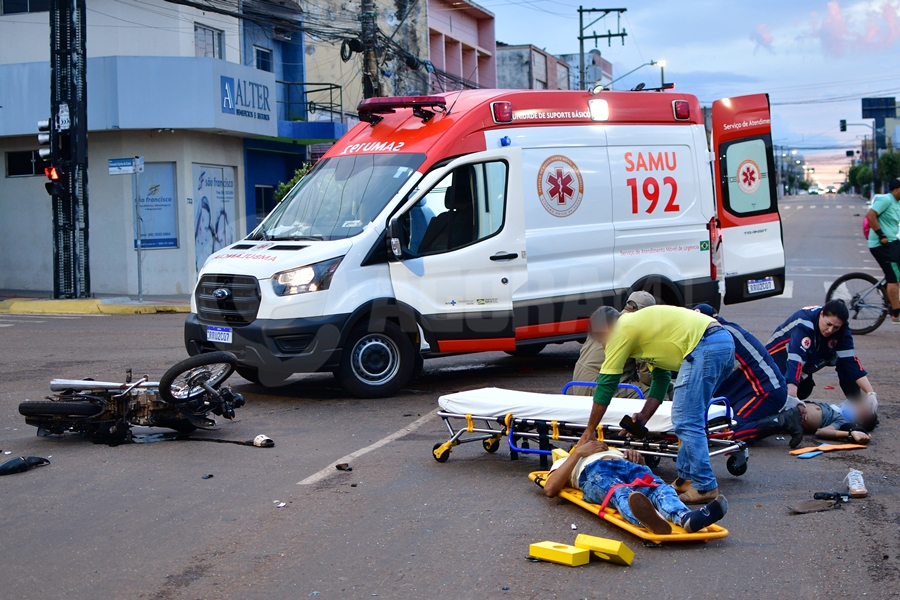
[338,322,415,399]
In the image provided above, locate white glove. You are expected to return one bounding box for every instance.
[782,395,804,412]
[866,391,878,412]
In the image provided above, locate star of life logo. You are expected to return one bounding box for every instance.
[737,159,761,194]
[536,155,584,218]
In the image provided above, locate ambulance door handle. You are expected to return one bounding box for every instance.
[490,252,518,262]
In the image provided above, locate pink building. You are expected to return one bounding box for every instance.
[427,0,496,91]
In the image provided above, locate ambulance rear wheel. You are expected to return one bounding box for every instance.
[505,344,546,357]
[726,455,748,476]
[339,322,415,399]
[432,443,450,462]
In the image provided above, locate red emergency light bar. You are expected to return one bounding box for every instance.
[358,95,448,125]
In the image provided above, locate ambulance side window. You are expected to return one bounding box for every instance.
[400,161,507,256]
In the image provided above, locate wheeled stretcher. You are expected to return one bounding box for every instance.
[432,384,749,475]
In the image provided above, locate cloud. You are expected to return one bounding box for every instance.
[751,23,775,52]
[808,0,900,57]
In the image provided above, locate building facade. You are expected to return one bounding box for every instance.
[557,49,612,91]
[0,0,344,295]
[427,0,495,91]
[496,44,568,90]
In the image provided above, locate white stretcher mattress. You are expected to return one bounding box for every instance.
[438,387,729,434]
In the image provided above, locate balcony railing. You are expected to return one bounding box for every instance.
[276,81,343,123]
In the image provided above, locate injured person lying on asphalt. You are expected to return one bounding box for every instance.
[542,441,728,535]
[799,395,879,444]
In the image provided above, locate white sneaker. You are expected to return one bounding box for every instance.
[845,468,868,498]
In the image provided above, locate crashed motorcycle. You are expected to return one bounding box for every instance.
[18,352,244,441]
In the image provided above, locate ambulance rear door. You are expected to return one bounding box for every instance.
[711,93,786,304]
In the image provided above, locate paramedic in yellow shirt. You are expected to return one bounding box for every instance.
[577,305,735,504]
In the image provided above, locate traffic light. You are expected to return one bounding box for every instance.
[44,165,64,196]
[840,119,847,132]
[37,118,52,160]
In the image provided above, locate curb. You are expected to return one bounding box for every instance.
[0,298,190,315]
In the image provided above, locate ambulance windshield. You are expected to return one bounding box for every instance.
[251,153,425,242]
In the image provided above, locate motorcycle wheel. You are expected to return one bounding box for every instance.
[159,352,238,403]
[19,400,102,417]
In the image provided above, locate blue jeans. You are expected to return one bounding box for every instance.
[672,328,736,492]
[579,459,691,528]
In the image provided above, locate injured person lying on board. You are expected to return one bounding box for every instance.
[542,441,728,535]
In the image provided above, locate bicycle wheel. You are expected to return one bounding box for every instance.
[826,272,889,335]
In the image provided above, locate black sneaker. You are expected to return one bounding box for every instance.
[627,492,672,535]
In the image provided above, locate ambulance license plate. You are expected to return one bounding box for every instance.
[206,326,232,344]
[747,277,776,294]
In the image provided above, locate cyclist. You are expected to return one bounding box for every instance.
[865,177,900,324]
[766,300,878,407]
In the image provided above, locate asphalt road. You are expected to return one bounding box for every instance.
[2,194,899,600]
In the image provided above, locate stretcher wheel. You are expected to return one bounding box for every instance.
[482,437,501,453]
[644,455,661,469]
[432,443,450,463]
[726,455,748,476]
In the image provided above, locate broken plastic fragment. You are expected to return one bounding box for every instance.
[202,474,214,479]
[336,463,352,471]
[277,502,286,508]
[571,523,577,530]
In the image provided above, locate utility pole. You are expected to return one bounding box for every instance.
[46,0,90,298]
[360,0,381,98]
[577,7,627,90]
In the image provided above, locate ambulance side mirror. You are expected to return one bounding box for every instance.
[387,218,402,260]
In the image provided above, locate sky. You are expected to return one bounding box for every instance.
[478,0,900,187]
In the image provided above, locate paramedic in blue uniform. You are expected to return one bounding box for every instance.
[766,300,877,408]
[693,305,804,448]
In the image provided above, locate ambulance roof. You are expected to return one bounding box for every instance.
[325,89,704,171]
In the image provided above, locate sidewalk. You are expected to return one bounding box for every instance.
[0,289,190,315]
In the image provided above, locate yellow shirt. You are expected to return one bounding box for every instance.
[600,305,715,375]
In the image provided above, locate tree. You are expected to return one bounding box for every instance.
[798,179,811,191]
[877,152,900,184]
[274,162,314,204]
[848,164,873,194]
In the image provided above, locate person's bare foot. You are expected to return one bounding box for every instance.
[627,492,672,535]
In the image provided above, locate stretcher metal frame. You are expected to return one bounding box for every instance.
[432,382,750,476]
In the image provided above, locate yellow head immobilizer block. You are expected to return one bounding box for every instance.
[528,541,590,567]
[574,533,634,566]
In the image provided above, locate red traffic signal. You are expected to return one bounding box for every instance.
[44,165,64,195]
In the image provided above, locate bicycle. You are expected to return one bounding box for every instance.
[825,272,890,334]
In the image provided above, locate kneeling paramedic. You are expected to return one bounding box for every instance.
[767,300,877,405]
[578,305,735,504]
[543,441,728,535]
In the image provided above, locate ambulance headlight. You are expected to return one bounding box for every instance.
[272,257,343,296]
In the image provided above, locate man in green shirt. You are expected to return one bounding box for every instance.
[866,178,900,323]
[577,305,736,504]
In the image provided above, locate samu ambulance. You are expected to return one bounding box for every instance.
[184,90,785,397]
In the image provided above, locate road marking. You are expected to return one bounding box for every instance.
[781,280,793,298]
[297,411,437,485]
[837,205,843,208]
[809,205,816,209]
[782,205,790,209]
[796,206,803,209]
[0,324,12,328]
[823,205,830,209]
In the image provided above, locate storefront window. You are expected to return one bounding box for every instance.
[5,150,48,177]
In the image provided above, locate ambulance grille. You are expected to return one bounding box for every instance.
[196,274,261,325]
